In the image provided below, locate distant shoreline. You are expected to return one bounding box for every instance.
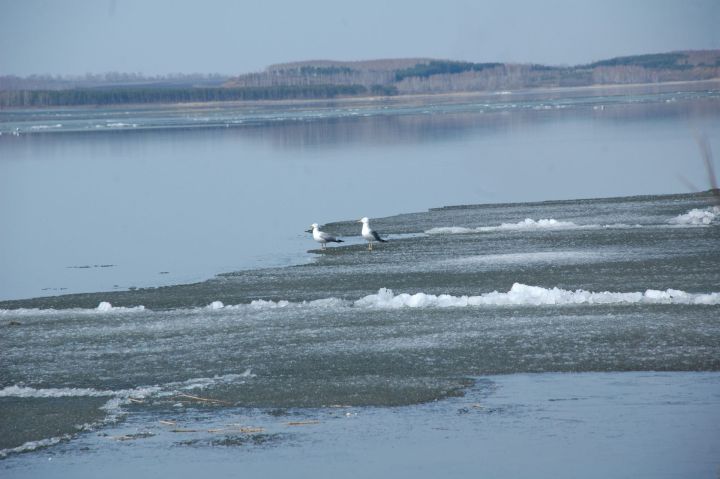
[1,78,718,111]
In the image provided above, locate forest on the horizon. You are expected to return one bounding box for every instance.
[1,50,719,107]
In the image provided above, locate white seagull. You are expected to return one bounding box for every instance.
[310,223,344,250]
[358,217,387,251]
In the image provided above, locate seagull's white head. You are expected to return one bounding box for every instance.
[311,223,319,229]
[358,217,369,224]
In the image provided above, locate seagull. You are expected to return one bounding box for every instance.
[310,223,344,250]
[358,217,387,251]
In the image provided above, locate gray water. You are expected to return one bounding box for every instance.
[1,86,719,475]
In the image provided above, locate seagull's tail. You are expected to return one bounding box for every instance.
[378,238,388,242]
[333,239,344,243]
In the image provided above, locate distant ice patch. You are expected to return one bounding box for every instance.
[425,214,711,234]
[427,218,583,235]
[426,226,476,235]
[440,251,606,267]
[502,218,577,230]
[669,206,719,226]
[173,369,256,391]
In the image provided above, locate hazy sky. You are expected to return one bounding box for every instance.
[1,0,719,76]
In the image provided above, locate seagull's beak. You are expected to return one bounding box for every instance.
[357,219,363,223]
[305,228,312,233]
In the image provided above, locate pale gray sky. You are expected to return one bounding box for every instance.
[1,0,719,76]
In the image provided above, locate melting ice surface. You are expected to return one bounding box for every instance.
[1,191,719,467]
[1,88,720,475]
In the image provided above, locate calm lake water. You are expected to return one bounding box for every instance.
[1,85,719,477]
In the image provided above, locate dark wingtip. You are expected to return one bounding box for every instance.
[372,231,387,242]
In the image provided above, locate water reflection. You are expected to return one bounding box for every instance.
[231,96,719,149]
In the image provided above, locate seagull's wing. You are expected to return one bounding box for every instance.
[319,231,337,242]
[371,230,387,242]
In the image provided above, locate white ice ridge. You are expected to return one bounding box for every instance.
[170,369,256,391]
[0,371,255,400]
[353,284,720,308]
[0,302,146,316]
[0,384,160,399]
[4,285,718,316]
[428,208,720,235]
[669,206,719,226]
[0,436,69,459]
[207,285,720,310]
[205,297,349,311]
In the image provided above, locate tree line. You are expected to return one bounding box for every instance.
[228,52,719,95]
[586,53,693,70]
[0,72,230,91]
[394,61,503,82]
[0,84,370,108]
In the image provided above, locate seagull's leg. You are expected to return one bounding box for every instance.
[368,241,373,251]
